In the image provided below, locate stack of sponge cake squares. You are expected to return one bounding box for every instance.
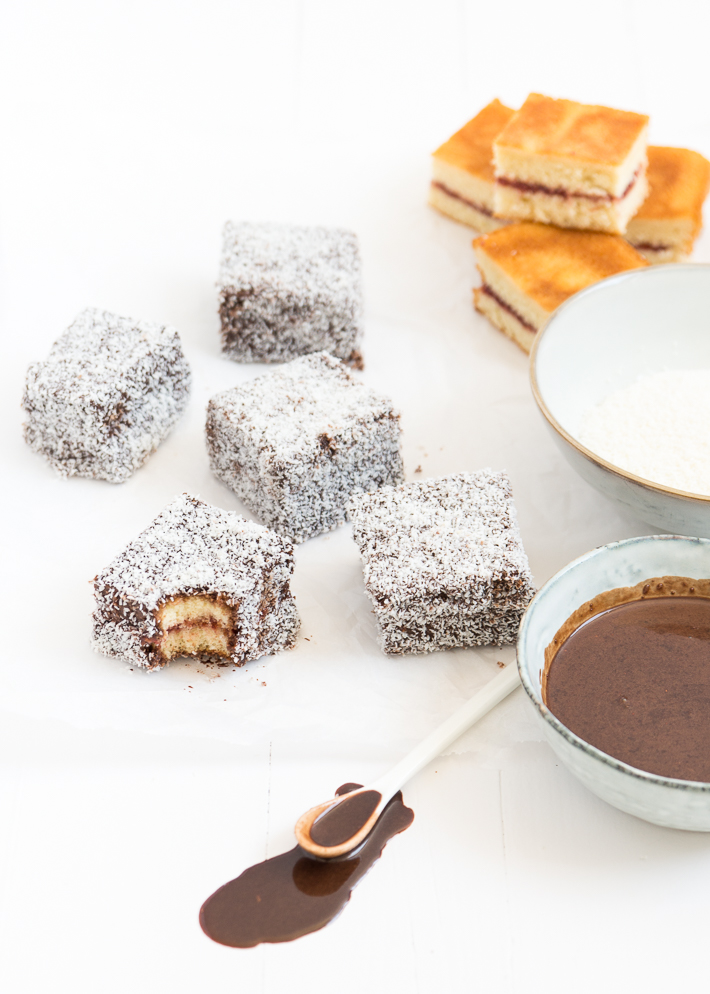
[430,92,710,354]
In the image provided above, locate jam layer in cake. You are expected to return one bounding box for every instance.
[473,223,647,353]
[625,146,710,262]
[429,99,515,233]
[493,93,649,234]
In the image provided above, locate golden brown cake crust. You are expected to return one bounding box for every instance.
[633,146,710,224]
[433,99,515,182]
[495,93,648,166]
[473,222,648,312]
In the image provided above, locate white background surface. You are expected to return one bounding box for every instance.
[3,1,710,991]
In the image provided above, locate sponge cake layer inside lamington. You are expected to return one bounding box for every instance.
[473,223,648,353]
[625,146,710,262]
[430,99,515,232]
[493,94,649,233]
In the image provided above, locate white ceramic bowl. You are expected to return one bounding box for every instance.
[530,264,710,537]
[517,534,710,831]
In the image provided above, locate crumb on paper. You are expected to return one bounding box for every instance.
[414,465,422,474]
[497,661,505,668]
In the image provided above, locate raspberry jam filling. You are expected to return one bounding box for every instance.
[431,181,495,218]
[496,166,641,204]
[480,285,537,333]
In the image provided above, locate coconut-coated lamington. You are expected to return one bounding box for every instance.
[206,351,404,543]
[218,221,364,367]
[22,308,191,483]
[349,471,535,654]
[92,494,300,670]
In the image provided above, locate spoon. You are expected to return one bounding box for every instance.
[295,662,521,858]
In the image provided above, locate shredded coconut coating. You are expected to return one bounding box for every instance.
[92,494,300,670]
[578,369,710,496]
[218,221,364,367]
[22,307,191,483]
[206,352,404,543]
[349,471,535,654]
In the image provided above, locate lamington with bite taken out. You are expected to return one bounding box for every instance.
[429,99,515,232]
[22,307,191,483]
[493,93,649,234]
[218,221,364,368]
[349,471,535,655]
[625,146,710,263]
[473,222,648,353]
[206,351,404,543]
[92,494,300,670]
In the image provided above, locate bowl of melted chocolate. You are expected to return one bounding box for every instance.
[517,534,710,831]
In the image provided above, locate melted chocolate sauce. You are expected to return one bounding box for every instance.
[545,596,710,781]
[310,789,382,847]
[199,783,414,947]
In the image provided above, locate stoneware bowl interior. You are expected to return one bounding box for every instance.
[517,534,710,832]
[530,264,710,536]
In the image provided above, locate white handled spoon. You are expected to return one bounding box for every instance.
[295,662,521,858]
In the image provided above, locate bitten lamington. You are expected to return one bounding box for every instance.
[92,494,300,670]
[206,351,404,543]
[218,221,364,367]
[22,307,191,483]
[349,471,535,655]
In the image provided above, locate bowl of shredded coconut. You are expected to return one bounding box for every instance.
[530,264,710,536]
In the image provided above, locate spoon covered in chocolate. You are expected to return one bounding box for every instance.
[295,663,520,858]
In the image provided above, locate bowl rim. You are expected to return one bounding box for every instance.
[516,533,710,793]
[529,263,710,505]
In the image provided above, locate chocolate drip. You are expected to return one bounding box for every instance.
[199,783,414,947]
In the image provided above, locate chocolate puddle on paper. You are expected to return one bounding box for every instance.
[199,783,414,947]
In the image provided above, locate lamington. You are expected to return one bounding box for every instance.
[218,221,364,367]
[92,494,300,670]
[349,471,535,655]
[625,146,710,263]
[206,351,404,543]
[473,222,648,353]
[493,93,649,234]
[22,308,191,483]
[429,99,515,232]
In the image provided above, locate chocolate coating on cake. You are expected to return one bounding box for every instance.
[206,351,404,543]
[22,308,191,483]
[218,221,363,366]
[92,494,300,670]
[349,471,535,654]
